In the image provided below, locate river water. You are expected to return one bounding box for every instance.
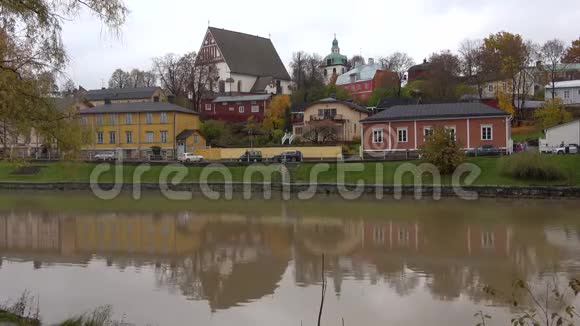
[0,193,579,325]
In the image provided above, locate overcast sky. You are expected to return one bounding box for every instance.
[62,0,580,89]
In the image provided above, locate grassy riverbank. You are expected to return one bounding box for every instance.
[1,155,579,186]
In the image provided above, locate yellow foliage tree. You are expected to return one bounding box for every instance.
[497,91,515,116]
[533,98,572,129]
[262,95,290,137]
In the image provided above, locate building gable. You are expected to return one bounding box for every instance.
[197,30,226,65]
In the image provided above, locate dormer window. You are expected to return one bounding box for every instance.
[327,59,332,66]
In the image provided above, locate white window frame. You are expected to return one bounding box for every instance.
[205,104,212,111]
[251,105,260,113]
[81,116,88,125]
[423,126,433,139]
[96,131,104,144]
[564,90,570,99]
[125,113,132,125]
[372,128,384,144]
[109,113,116,125]
[160,130,168,143]
[109,131,116,144]
[481,125,493,141]
[146,113,153,124]
[397,127,408,143]
[239,106,245,113]
[445,126,457,141]
[125,131,133,144]
[229,107,234,112]
[145,131,154,143]
[96,114,103,125]
[160,112,168,124]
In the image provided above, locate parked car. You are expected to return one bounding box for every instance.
[239,151,263,162]
[94,152,117,161]
[178,153,204,163]
[553,144,579,155]
[466,145,503,157]
[272,150,303,163]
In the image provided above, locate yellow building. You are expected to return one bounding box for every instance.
[83,86,167,106]
[293,98,369,142]
[80,101,206,160]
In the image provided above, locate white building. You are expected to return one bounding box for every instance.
[320,36,348,85]
[545,80,580,105]
[196,27,292,96]
[539,119,580,152]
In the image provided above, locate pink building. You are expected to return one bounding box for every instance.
[361,103,512,156]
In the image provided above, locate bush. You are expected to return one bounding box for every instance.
[501,152,567,181]
[419,128,465,174]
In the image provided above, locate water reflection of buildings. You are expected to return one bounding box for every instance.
[0,210,567,309]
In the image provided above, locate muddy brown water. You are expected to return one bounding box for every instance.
[0,192,579,325]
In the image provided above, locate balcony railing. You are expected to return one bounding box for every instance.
[310,114,345,121]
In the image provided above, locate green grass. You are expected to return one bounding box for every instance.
[1,155,580,186]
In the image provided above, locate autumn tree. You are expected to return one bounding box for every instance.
[541,39,568,99]
[262,95,290,142]
[424,50,462,101]
[561,38,580,64]
[533,98,572,129]
[108,68,130,88]
[0,0,128,158]
[380,52,415,97]
[419,127,465,175]
[482,32,529,112]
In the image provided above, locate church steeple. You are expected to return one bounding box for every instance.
[332,34,340,54]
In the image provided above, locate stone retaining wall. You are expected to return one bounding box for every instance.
[0,182,579,199]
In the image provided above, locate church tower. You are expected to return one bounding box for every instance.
[321,35,348,85]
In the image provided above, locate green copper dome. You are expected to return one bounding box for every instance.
[323,36,347,67]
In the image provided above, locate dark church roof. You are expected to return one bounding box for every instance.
[363,103,509,122]
[84,87,161,101]
[209,27,291,81]
[376,97,421,109]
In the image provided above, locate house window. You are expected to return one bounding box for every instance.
[239,106,245,113]
[96,132,104,144]
[125,131,133,144]
[222,102,227,106]
[96,114,103,125]
[372,128,384,143]
[145,131,154,143]
[205,104,212,111]
[146,113,153,124]
[81,116,88,125]
[160,112,168,123]
[445,126,457,141]
[109,131,116,144]
[237,80,242,92]
[324,69,328,77]
[219,81,225,93]
[564,90,570,98]
[251,105,260,113]
[295,127,303,135]
[365,83,369,90]
[481,125,493,140]
[397,128,408,143]
[160,131,168,143]
[125,113,132,125]
[194,135,199,144]
[488,85,493,92]
[423,127,433,139]
[229,107,234,111]
[109,114,116,125]
[578,89,580,96]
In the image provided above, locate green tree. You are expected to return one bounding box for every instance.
[533,98,572,129]
[200,120,225,146]
[419,128,465,175]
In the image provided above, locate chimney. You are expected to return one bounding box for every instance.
[423,58,428,64]
[167,95,175,104]
[368,58,374,65]
[104,98,111,105]
[101,87,106,90]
